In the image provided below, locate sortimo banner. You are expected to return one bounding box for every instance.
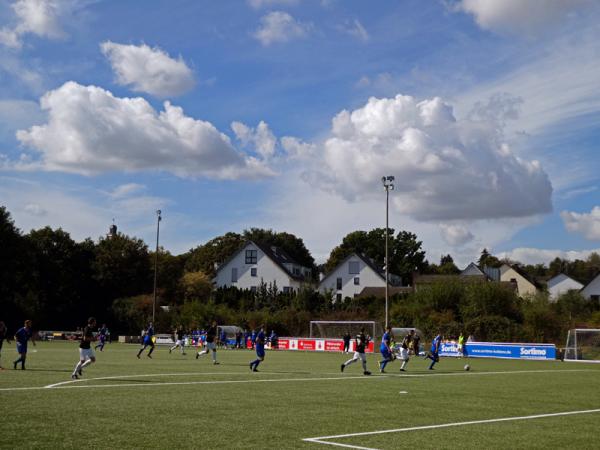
[439,341,556,360]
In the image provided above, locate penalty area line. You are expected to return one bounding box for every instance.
[302,408,600,449]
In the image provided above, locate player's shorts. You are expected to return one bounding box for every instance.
[399,348,409,361]
[431,352,439,362]
[380,347,392,359]
[143,337,154,346]
[256,345,265,358]
[205,342,216,351]
[175,339,183,346]
[16,342,27,354]
[353,351,367,362]
[79,348,95,360]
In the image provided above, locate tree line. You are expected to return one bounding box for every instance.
[1,205,599,342]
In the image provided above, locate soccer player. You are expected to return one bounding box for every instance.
[411,333,421,356]
[379,326,394,373]
[137,322,155,359]
[170,326,186,355]
[196,321,219,364]
[0,321,10,369]
[94,323,108,351]
[457,332,465,358]
[399,330,414,371]
[249,325,266,372]
[342,332,351,353]
[426,331,443,370]
[72,317,97,379]
[13,320,35,370]
[341,328,371,375]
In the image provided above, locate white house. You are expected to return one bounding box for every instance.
[547,274,584,301]
[318,253,399,302]
[214,241,311,293]
[580,273,600,302]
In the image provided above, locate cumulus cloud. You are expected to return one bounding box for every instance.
[14,81,274,179]
[100,41,195,97]
[561,207,600,240]
[304,94,552,221]
[497,247,600,265]
[231,120,276,159]
[253,11,311,46]
[0,0,83,49]
[281,136,316,160]
[440,224,474,246]
[457,0,594,35]
[247,0,299,8]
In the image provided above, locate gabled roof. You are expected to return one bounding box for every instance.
[580,272,600,293]
[461,262,486,276]
[215,240,307,281]
[355,286,413,298]
[319,252,387,285]
[547,273,584,288]
[502,263,543,289]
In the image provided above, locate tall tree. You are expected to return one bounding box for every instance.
[478,248,501,268]
[0,206,27,323]
[185,232,244,277]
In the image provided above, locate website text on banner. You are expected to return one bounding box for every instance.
[439,341,556,360]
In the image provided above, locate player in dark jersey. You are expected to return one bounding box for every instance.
[426,332,443,370]
[379,326,394,373]
[399,330,414,371]
[0,321,10,369]
[249,325,266,372]
[341,328,371,375]
[94,324,108,351]
[196,321,219,364]
[72,317,97,379]
[170,326,186,355]
[13,320,35,370]
[137,322,155,358]
[411,333,421,356]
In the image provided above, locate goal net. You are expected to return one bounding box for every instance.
[309,321,381,340]
[564,329,600,362]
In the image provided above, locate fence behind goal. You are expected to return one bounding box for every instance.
[564,329,600,362]
[309,321,382,340]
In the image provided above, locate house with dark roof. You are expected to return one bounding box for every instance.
[547,273,584,301]
[318,253,401,302]
[213,241,312,293]
[580,273,600,302]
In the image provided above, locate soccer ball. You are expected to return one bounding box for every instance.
[464,364,470,371]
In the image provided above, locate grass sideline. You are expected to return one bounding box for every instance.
[1,341,599,449]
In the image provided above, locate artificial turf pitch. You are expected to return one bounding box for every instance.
[1,341,599,449]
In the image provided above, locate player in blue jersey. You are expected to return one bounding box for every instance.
[249,325,266,372]
[13,320,35,370]
[136,322,155,358]
[426,332,443,370]
[94,324,108,351]
[379,326,394,373]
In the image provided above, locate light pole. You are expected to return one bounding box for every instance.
[382,176,394,328]
[152,209,162,324]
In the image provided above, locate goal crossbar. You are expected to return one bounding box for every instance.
[309,321,380,340]
[564,328,600,363]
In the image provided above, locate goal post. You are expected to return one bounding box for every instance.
[309,321,381,340]
[564,329,600,362]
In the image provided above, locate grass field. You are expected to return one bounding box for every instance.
[1,341,599,449]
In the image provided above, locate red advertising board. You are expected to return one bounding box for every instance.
[297,339,316,351]
[324,339,345,352]
[278,338,290,350]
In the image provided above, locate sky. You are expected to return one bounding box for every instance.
[1,0,599,267]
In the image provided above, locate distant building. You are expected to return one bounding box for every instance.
[547,274,584,301]
[318,253,401,302]
[213,241,311,294]
[580,273,600,303]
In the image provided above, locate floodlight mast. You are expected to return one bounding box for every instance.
[382,176,394,328]
[152,209,162,324]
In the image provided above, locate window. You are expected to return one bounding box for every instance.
[336,277,342,290]
[348,261,359,274]
[245,249,257,264]
[354,277,360,285]
[283,286,292,294]
[591,295,600,302]
[293,267,301,275]
[251,268,257,277]
[250,286,257,293]
[336,293,342,302]
[231,268,238,283]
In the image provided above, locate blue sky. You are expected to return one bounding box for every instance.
[1,0,599,267]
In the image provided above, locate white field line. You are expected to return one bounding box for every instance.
[0,367,596,393]
[303,409,600,449]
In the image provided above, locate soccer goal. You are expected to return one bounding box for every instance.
[309,321,381,340]
[564,329,600,362]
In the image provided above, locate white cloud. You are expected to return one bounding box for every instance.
[110,183,146,199]
[231,120,276,159]
[281,136,316,160]
[253,11,311,46]
[561,207,600,240]
[247,0,299,9]
[14,81,274,179]
[497,247,600,265]
[304,94,552,221]
[0,99,45,136]
[100,41,195,97]
[337,19,369,42]
[24,203,47,216]
[0,0,85,49]
[457,0,594,35]
[440,224,474,246]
